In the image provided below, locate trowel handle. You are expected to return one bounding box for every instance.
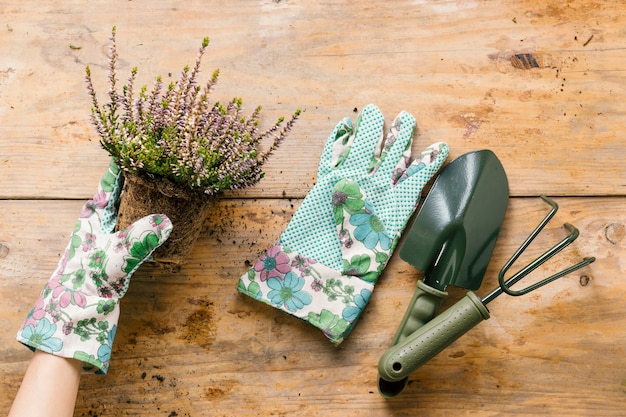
[378,291,490,385]
[389,280,448,346]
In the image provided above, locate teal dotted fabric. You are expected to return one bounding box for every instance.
[239,104,449,344]
[280,104,448,271]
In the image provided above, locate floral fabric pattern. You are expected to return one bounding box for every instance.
[238,244,374,344]
[16,161,172,374]
[238,104,449,344]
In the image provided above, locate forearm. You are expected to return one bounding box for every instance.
[9,350,82,417]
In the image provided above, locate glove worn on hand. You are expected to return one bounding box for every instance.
[16,161,172,373]
[238,104,449,344]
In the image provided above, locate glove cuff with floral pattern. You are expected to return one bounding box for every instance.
[237,243,375,345]
[17,292,121,373]
[16,212,172,374]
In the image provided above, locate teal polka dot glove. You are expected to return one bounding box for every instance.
[16,161,172,373]
[238,104,448,344]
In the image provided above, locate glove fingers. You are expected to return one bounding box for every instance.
[80,160,124,233]
[111,213,173,280]
[329,118,355,170]
[339,104,385,173]
[397,142,449,186]
[318,117,353,179]
[374,111,416,180]
[392,142,449,227]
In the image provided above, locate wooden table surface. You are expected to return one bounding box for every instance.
[1,1,624,416]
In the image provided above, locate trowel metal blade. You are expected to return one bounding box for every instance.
[399,149,509,291]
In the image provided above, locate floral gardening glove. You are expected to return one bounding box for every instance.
[16,161,172,374]
[238,104,449,344]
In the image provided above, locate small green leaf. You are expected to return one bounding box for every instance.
[124,257,141,274]
[100,170,117,193]
[123,233,160,273]
[97,300,116,315]
[307,309,349,337]
[101,161,120,192]
[343,254,371,276]
[68,234,82,260]
[129,233,160,259]
[72,269,86,289]
[73,351,101,370]
[247,281,261,298]
[375,251,389,264]
[360,271,378,283]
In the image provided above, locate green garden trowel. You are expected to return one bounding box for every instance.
[377,149,509,397]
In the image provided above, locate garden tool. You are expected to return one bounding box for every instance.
[378,195,595,398]
[376,150,509,397]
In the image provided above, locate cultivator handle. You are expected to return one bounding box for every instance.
[377,280,447,398]
[378,291,490,393]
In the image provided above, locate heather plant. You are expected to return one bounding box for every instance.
[85,27,300,197]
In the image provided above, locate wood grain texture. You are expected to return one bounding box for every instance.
[1,1,625,416]
[1,0,625,199]
[1,197,624,416]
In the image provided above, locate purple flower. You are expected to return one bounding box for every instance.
[86,28,300,197]
[150,214,170,230]
[291,255,316,276]
[63,322,74,336]
[311,279,323,292]
[82,233,96,252]
[254,245,291,282]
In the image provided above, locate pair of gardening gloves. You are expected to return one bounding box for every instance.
[16,104,447,373]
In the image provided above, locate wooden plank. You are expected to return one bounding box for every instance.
[1,0,625,199]
[1,1,625,415]
[1,197,624,416]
